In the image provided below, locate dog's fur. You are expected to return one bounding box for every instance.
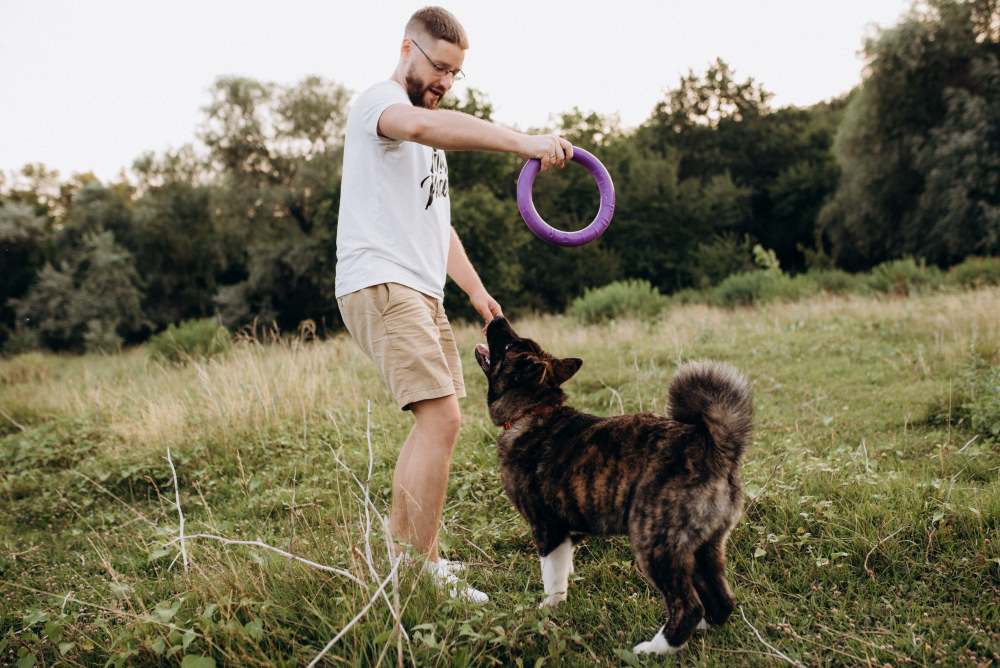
[474,317,752,654]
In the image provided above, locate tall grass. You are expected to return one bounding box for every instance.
[2,288,999,666]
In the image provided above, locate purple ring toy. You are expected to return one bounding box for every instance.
[516,146,616,246]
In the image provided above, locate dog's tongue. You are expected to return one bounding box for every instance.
[475,343,489,359]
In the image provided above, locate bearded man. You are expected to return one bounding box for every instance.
[335,6,571,601]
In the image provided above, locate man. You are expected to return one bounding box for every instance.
[335,6,573,602]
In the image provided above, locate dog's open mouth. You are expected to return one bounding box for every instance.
[474,343,490,373]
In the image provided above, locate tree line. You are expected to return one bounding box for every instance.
[1,0,997,353]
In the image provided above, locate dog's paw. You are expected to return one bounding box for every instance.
[538,592,567,609]
[696,618,710,631]
[633,627,684,655]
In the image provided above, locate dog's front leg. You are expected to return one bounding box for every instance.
[539,538,573,608]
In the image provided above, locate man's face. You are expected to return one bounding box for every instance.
[403,36,465,109]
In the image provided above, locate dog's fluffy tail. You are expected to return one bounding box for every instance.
[667,360,752,463]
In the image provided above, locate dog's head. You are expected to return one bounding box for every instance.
[474,316,582,426]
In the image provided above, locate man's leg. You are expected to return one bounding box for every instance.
[390,393,461,561]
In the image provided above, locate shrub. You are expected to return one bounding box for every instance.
[10,232,147,352]
[806,269,868,295]
[1,325,40,357]
[148,318,231,363]
[690,234,755,288]
[83,319,122,354]
[964,363,1000,441]
[947,256,1000,288]
[925,356,1000,442]
[865,257,942,296]
[667,287,706,306]
[709,271,817,307]
[568,279,668,324]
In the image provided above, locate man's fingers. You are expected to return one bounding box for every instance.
[540,150,554,172]
[532,134,573,171]
[552,136,566,168]
[560,137,574,161]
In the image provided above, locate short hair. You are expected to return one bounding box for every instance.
[405,6,469,49]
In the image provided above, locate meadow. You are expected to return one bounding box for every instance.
[2,287,998,667]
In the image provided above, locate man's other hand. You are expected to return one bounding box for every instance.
[469,288,503,332]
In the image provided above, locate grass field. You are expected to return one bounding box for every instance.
[2,288,999,667]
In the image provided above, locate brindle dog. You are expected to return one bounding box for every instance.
[474,317,752,655]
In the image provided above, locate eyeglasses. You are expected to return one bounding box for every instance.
[410,38,466,80]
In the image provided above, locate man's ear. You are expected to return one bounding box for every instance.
[553,357,583,385]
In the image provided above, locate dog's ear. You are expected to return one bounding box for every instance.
[553,357,582,384]
[515,356,582,386]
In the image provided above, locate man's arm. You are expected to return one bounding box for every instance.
[379,105,573,171]
[447,226,502,325]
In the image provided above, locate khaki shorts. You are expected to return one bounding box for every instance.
[337,282,466,410]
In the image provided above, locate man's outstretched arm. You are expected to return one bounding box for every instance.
[379,105,573,172]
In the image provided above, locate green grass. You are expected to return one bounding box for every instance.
[2,289,999,666]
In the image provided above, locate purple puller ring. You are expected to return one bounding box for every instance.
[516,146,616,246]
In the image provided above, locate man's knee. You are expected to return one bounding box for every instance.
[412,394,461,437]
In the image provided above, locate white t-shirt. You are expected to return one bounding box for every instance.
[335,79,452,300]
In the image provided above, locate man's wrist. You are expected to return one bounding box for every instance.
[512,132,532,158]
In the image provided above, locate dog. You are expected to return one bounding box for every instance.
[473,316,752,655]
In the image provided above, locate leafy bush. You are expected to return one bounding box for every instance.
[83,319,122,354]
[690,233,755,288]
[666,287,705,306]
[964,363,1000,441]
[148,318,231,363]
[807,269,868,295]
[865,257,942,296]
[1,325,40,357]
[926,355,1000,442]
[568,279,668,324]
[709,271,817,307]
[947,256,1000,288]
[10,232,147,351]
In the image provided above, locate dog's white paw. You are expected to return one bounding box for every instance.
[538,592,567,609]
[633,627,684,655]
[696,618,710,631]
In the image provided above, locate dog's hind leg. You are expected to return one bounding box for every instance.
[633,548,703,655]
[693,529,736,627]
[534,527,573,608]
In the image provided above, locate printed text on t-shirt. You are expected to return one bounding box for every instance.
[420,149,449,209]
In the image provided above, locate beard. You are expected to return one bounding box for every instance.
[404,65,446,109]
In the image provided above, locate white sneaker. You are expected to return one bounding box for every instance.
[398,553,465,572]
[424,559,489,604]
[435,558,466,575]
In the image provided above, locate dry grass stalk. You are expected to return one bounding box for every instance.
[738,605,804,667]
[166,447,189,575]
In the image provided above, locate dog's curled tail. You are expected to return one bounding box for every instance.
[667,360,752,462]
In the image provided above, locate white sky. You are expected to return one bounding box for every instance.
[1,0,912,182]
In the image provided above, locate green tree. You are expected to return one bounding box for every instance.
[641,60,844,272]
[444,185,528,320]
[820,0,1000,268]
[12,231,146,351]
[201,75,349,333]
[0,203,50,347]
[131,147,226,330]
[441,89,521,198]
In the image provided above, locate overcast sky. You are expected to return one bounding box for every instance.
[1,0,913,182]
